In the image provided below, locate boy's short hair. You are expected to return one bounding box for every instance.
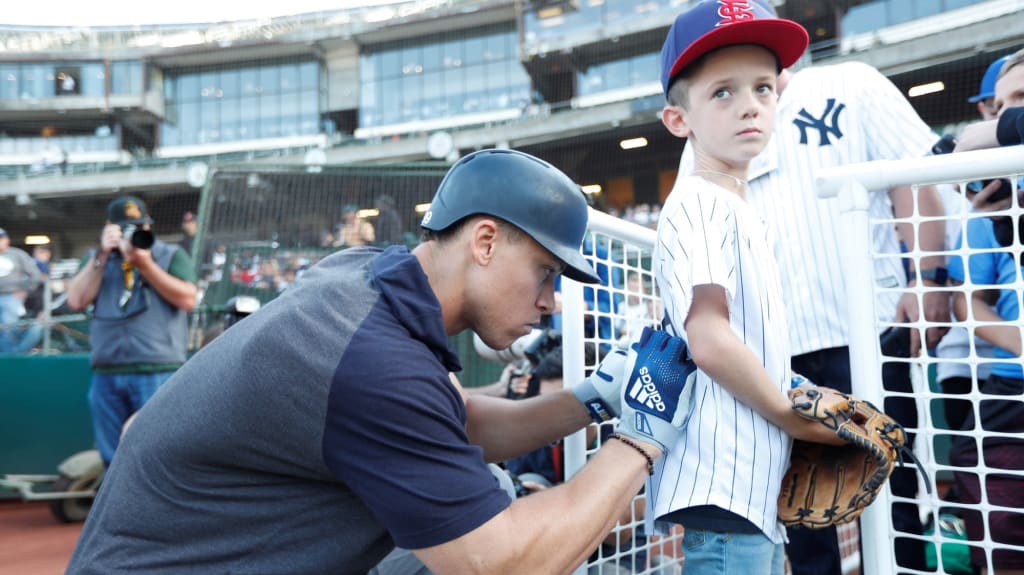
[660,0,808,97]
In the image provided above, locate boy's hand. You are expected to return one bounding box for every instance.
[615,327,697,453]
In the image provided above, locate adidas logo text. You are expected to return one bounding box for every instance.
[628,366,666,412]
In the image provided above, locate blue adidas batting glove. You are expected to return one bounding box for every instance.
[616,327,697,453]
[573,346,630,423]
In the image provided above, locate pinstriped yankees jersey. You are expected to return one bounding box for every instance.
[681,61,938,355]
[651,176,792,543]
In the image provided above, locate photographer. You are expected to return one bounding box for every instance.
[66,195,197,467]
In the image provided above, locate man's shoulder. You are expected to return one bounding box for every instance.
[796,61,881,81]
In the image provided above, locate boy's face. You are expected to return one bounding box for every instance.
[665,45,778,171]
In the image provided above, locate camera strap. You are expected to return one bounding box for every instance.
[120,259,136,309]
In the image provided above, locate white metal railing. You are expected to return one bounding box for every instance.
[816,144,1024,574]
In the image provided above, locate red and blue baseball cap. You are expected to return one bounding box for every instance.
[660,0,809,96]
[968,55,1010,103]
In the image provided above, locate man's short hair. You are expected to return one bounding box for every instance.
[997,47,1024,81]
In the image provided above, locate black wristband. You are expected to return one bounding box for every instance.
[608,433,655,475]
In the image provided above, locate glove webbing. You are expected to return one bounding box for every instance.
[852,399,932,495]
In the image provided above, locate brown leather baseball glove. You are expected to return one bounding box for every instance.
[777,384,911,529]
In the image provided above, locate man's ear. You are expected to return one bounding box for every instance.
[469,217,500,267]
[661,105,692,139]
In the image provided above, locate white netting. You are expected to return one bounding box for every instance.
[566,145,1024,575]
[816,145,1024,574]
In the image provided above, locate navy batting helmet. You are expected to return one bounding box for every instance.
[421,148,600,284]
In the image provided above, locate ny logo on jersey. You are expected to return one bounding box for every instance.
[793,98,846,146]
[716,0,755,25]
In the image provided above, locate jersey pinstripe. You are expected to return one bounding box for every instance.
[680,61,939,355]
[650,176,791,543]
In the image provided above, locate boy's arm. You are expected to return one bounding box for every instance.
[953,290,1023,357]
[684,284,843,445]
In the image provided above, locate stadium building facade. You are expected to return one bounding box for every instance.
[1,0,1022,256]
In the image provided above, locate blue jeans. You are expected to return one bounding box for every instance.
[88,371,174,465]
[682,529,784,575]
[0,293,39,353]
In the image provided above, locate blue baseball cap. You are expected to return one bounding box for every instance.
[660,0,808,96]
[969,55,1010,103]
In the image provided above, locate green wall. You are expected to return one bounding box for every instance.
[0,354,94,477]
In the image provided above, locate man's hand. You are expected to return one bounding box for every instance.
[573,346,629,423]
[99,223,122,256]
[896,289,951,356]
[615,327,697,453]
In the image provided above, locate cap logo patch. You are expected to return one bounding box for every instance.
[717,0,755,26]
[124,201,142,220]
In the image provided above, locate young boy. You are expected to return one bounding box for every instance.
[649,2,838,573]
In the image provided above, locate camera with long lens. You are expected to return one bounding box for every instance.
[121,224,155,250]
[474,328,562,399]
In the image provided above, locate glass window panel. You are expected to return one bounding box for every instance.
[298,90,319,116]
[200,101,220,143]
[841,2,887,35]
[422,71,443,101]
[220,68,240,99]
[161,122,179,147]
[400,75,420,121]
[442,38,463,69]
[164,73,176,101]
[380,78,401,123]
[578,69,602,97]
[0,66,18,100]
[402,45,423,76]
[483,33,508,62]
[603,60,630,91]
[180,75,201,102]
[464,37,485,66]
[260,117,282,139]
[281,92,300,117]
[300,113,318,135]
[510,62,530,91]
[360,81,378,110]
[179,100,201,145]
[463,64,487,112]
[443,67,463,96]
[114,62,142,95]
[360,54,378,84]
[239,97,259,122]
[422,43,442,74]
[200,71,218,99]
[261,93,281,124]
[221,96,240,124]
[260,66,280,95]
[220,119,238,142]
[80,63,105,96]
[280,63,299,93]
[633,53,659,84]
[241,68,260,96]
[380,51,402,80]
[23,65,52,98]
[888,0,913,25]
[237,122,253,140]
[299,61,319,89]
[914,0,941,17]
